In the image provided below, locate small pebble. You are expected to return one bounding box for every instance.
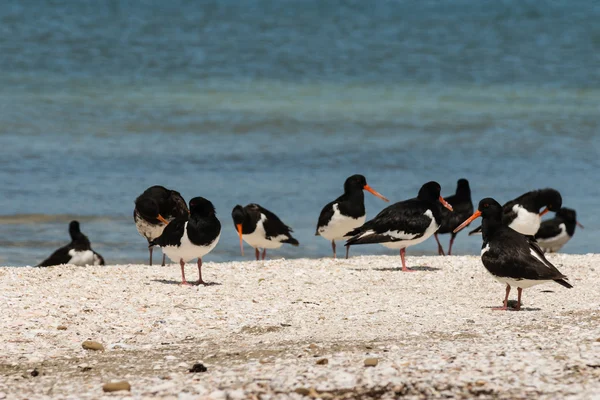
[189,363,207,373]
[364,357,379,367]
[82,341,104,351]
[30,369,39,377]
[57,325,67,331]
[294,387,310,395]
[316,358,328,365]
[102,381,131,392]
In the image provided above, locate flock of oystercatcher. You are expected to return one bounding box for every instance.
[35,176,583,311]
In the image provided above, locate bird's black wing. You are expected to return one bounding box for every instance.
[253,204,295,238]
[93,250,105,265]
[346,199,431,245]
[534,219,562,240]
[187,215,222,246]
[151,217,188,247]
[168,190,189,219]
[438,194,474,234]
[37,245,71,267]
[315,200,336,235]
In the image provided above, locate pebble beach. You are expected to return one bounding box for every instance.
[1,254,599,399]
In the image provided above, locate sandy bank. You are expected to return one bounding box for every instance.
[0,254,599,399]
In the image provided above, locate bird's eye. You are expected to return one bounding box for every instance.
[484,204,489,208]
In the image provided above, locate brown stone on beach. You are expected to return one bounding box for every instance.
[316,358,328,365]
[82,341,104,351]
[57,325,67,331]
[364,357,379,367]
[102,381,131,392]
[294,387,310,395]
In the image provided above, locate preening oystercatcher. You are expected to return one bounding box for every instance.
[316,174,389,259]
[150,197,220,286]
[345,181,453,272]
[468,188,562,236]
[37,221,105,267]
[433,178,473,256]
[134,185,189,266]
[232,204,299,260]
[535,207,583,253]
[454,198,572,311]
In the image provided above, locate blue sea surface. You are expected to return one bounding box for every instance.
[0,1,598,265]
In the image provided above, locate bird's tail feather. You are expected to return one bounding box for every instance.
[554,278,573,289]
[284,237,300,246]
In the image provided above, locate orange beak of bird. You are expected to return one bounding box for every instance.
[363,185,389,202]
[157,214,169,224]
[439,196,453,211]
[577,221,584,229]
[236,224,244,256]
[453,210,482,234]
[539,207,550,217]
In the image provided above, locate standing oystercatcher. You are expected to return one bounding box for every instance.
[535,207,583,253]
[134,185,189,266]
[315,174,389,259]
[232,204,299,260]
[345,181,453,272]
[454,198,572,311]
[468,188,562,236]
[149,197,220,286]
[433,178,473,256]
[37,221,105,267]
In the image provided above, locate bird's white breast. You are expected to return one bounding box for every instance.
[243,214,286,250]
[318,204,366,241]
[382,210,438,249]
[135,213,167,241]
[67,250,98,266]
[537,223,570,253]
[509,205,541,236]
[162,222,220,263]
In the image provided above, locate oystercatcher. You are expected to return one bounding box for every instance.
[454,198,572,311]
[468,188,562,236]
[433,178,473,256]
[535,207,583,253]
[345,181,453,272]
[134,185,189,266]
[232,204,299,260]
[315,174,389,259]
[37,221,105,267]
[149,197,220,286]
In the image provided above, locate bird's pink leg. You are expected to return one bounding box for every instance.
[515,288,522,311]
[254,248,260,261]
[180,259,192,286]
[148,246,153,266]
[493,285,510,310]
[345,245,350,259]
[434,233,445,256]
[261,249,266,261]
[196,258,205,285]
[400,248,415,272]
[448,234,456,256]
[332,241,336,259]
[161,253,166,267]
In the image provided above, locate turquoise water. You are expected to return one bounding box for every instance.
[0,1,598,265]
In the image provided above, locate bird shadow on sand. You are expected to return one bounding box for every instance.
[483,304,541,312]
[349,266,440,272]
[151,279,222,287]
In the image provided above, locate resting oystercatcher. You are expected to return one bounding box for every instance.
[433,178,473,256]
[232,204,299,260]
[315,174,389,259]
[37,221,105,267]
[134,185,189,266]
[454,198,572,311]
[535,207,583,253]
[345,181,453,272]
[149,197,220,286]
[468,188,562,236]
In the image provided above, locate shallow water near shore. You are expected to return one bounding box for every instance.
[0,1,599,265]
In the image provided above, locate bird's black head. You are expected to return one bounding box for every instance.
[556,207,576,222]
[344,174,368,193]
[478,198,503,219]
[537,189,562,213]
[135,197,160,220]
[69,220,81,237]
[417,181,441,202]
[456,178,471,197]
[189,197,216,217]
[231,205,245,225]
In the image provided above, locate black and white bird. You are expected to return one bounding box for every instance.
[149,197,220,286]
[345,181,453,272]
[315,174,389,259]
[468,188,562,236]
[454,198,572,311]
[37,221,105,267]
[433,178,473,256]
[232,204,299,260]
[134,185,189,266]
[535,207,583,253]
